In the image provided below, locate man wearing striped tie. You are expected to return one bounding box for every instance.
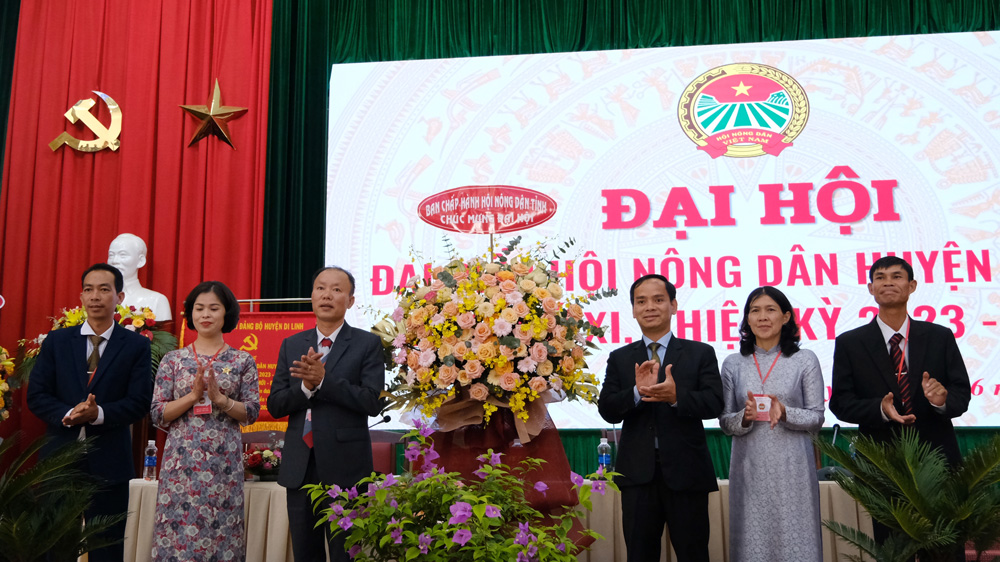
[830,256,971,555]
[268,266,385,561]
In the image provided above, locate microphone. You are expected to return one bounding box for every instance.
[369,415,391,429]
[817,423,853,480]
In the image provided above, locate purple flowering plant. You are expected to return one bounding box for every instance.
[305,425,618,561]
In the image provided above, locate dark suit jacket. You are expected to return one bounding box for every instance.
[830,318,971,465]
[597,335,723,492]
[267,322,385,489]
[27,323,153,483]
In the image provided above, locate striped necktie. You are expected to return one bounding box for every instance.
[889,333,911,414]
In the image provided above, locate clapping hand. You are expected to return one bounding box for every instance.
[634,360,658,391]
[881,392,916,425]
[205,368,225,406]
[63,394,98,425]
[291,347,326,390]
[190,365,206,402]
[741,391,755,427]
[767,394,786,429]
[639,364,677,404]
[921,372,947,407]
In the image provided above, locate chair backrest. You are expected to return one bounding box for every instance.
[369,429,405,444]
[242,430,285,448]
[371,442,395,474]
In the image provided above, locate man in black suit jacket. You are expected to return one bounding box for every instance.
[598,274,723,562]
[830,256,970,551]
[268,266,385,562]
[27,263,153,562]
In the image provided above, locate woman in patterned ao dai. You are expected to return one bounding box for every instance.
[150,281,260,561]
[719,286,825,562]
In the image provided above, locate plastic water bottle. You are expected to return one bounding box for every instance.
[143,440,158,481]
[597,437,612,472]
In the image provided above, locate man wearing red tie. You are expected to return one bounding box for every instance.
[830,256,970,553]
[27,263,152,562]
[268,266,385,561]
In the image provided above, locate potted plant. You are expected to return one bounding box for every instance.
[0,432,125,562]
[815,428,1000,562]
[307,424,616,561]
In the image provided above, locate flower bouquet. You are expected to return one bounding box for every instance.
[375,237,614,443]
[15,304,179,382]
[0,346,15,424]
[243,444,282,480]
[307,423,619,562]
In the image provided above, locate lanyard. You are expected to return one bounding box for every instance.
[189,343,224,372]
[752,351,781,387]
[894,321,910,375]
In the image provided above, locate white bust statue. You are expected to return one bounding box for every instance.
[107,233,172,321]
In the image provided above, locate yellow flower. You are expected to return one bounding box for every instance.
[132,318,145,329]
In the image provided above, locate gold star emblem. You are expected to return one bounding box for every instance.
[180,80,248,149]
[222,367,232,375]
[731,81,752,96]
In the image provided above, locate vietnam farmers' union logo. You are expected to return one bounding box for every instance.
[678,63,808,159]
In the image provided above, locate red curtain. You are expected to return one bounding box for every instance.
[0,0,272,438]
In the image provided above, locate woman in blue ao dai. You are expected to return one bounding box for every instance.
[720,286,825,562]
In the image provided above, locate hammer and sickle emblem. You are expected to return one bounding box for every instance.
[239,333,259,352]
[49,91,122,152]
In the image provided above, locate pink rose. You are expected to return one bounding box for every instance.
[481,274,498,287]
[567,303,584,320]
[499,371,520,391]
[453,269,469,282]
[436,365,459,388]
[430,279,446,292]
[560,356,576,374]
[515,324,534,344]
[442,301,460,318]
[541,297,559,314]
[513,302,530,318]
[456,311,477,329]
[406,351,421,370]
[528,376,548,393]
[464,360,484,379]
[473,322,493,342]
[510,263,531,275]
[469,383,489,401]
[499,279,518,294]
[530,342,548,363]
[552,325,568,341]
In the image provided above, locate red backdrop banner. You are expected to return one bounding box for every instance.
[0,0,273,439]
[181,311,314,432]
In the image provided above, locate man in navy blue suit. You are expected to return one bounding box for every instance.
[28,263,153,562]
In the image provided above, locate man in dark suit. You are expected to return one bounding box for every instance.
[598,274,723,562]
[27,263,153,562]
[830,256,970,552]
[268,266,385,562]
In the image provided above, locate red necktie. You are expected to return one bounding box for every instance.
[889,333,911,414]
[321,337,332,348]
